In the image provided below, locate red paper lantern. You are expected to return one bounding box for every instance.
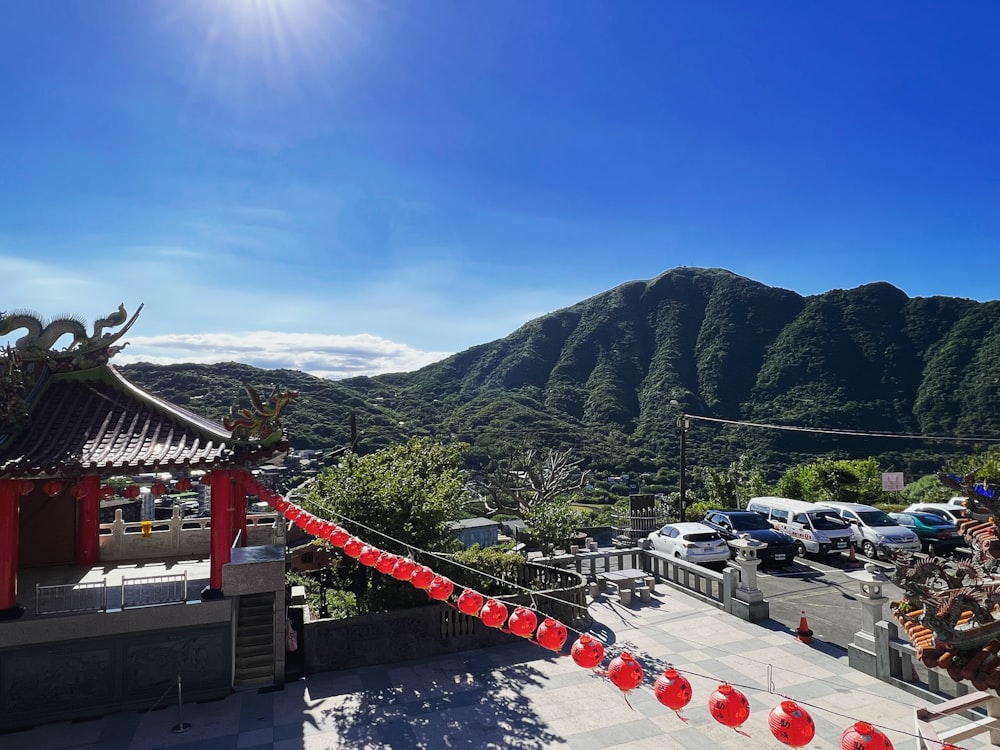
[570,634,605,669]
[535,618,568,651]
[70,483,89,499]
[199,473,212,487]
[359,545,381,567]
[391,558,416,581]
[329,527,350,548]
[272,497,289,512]
[456,588,485,616]
[507,607,538,638]
[343,537,364,558]
[841,721,893,750]
[175,478,192,492]
[708,683,750,729]
[376,552,398,575]
[150,482,167,496]
[410,565,435,590]
[480,599,508,629]
[427,575,454,601]
[607,651,644,693]
[653,668,692,712]
[122,484,139,499]
[304,516,323,535]
[769,700,815,748]
[43,480,63,497]
[100,485,115,498]
[17,479,34,495]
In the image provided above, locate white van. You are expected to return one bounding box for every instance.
[745,496,854,557]
[815,501,921,559]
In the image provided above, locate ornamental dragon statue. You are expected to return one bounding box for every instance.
[223,383,298,443]
[0,303,143,371]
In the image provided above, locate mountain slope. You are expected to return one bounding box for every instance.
[120,267,1000,479]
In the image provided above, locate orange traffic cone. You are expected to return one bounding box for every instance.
[796,610,813,644]
[847,542,857,564]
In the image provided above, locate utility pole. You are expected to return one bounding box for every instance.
[677,413,689,522]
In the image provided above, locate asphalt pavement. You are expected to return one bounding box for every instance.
[759,551,903,654]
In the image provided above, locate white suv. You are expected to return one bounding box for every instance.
[815,501,921,559]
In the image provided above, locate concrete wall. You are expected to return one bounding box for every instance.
[0,600,234,731]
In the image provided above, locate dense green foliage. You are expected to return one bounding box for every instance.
[302,438,468,612]
[120,267,1000,492]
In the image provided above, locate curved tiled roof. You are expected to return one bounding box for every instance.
[0,364,287,479]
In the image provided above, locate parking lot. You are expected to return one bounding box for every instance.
[758,549,911,652]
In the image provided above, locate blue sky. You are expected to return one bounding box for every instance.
[2,1,998,378]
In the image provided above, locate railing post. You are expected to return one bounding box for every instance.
[846,563,889,677]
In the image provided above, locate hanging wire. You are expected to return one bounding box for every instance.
[688,413,1000,444]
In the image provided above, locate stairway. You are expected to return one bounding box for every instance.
[234,592,275,688]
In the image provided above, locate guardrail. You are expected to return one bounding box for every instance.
[35,572,189,615]
[539,547,739,614]
[98,509,285,561]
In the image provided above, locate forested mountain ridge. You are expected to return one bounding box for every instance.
[120,268,1000,480]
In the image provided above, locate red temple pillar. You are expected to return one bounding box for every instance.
[0,479,24,619]
[235,472,248,548]
[76,474,101,566]
[202,468,234,600]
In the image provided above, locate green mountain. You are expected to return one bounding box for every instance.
[120,268,1000,482]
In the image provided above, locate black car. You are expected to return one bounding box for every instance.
[701,510,798,565]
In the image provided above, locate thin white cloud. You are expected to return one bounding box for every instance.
[115,331,452,379]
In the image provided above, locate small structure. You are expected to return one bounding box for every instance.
[0,305,295,730]
[449,517,501,549]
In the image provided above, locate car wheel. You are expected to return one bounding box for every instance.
[796,542,807,558]
[862,540,878,559]
[674,551,682,559]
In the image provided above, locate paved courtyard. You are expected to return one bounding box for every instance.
[5,582,994,749]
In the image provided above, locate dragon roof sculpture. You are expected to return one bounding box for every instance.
[891,472,1000,691]
[0,303,143,372]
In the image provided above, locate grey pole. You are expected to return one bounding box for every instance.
[171,673,191,734]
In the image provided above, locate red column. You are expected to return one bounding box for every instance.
[234,472,248,548]
[0,479,24,619]
[202,468,233,600]
[76,474,101,566]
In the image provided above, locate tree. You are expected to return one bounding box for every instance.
[473,446,590,517]
[525,498,585,554]
[701,454,768,509]
[304,438,469,611]
[306,437,468,551]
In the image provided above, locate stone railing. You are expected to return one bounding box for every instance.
[541,547,747,618]
[98,508,285,561]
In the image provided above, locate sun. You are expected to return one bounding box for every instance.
[159,0,359,98]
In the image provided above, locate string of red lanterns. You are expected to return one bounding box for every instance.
[247,477,897,748]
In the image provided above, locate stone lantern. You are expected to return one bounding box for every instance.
[729,534,769,621]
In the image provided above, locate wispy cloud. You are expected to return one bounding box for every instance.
[116,331,452,379]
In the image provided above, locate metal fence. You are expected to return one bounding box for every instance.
[35,572,188,615]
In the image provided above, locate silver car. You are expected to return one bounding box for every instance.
[645,522,730,565]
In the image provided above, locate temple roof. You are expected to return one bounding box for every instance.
[0,363,288,480]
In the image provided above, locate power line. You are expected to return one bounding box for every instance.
[687,414,1000,444]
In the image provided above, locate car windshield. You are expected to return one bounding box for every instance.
[729,514,772,531]
[857,510,895,527]
[683,531,720,543]
[809,511,848,530]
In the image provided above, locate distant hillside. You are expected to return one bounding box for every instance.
[120,267,1000,482]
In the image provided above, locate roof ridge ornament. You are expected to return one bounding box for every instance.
[0,303,143,371]
[223,383,298,445]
